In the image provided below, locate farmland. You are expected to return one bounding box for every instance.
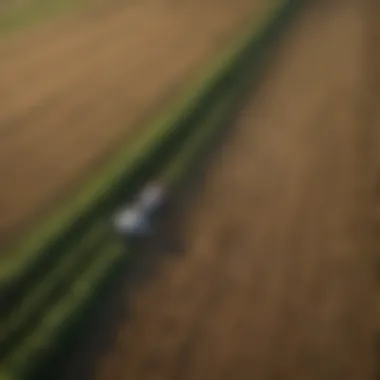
[0,0,270,250]
[59,1,379,379]
[1,0,380,379]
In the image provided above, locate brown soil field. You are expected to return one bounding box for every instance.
[0,0,270,250]
[61,1,380,379]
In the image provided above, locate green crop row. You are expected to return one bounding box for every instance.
[0,240,126,380]
[0,221,109,359]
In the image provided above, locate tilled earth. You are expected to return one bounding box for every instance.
[0,0,268,249]
[62,1,380,379]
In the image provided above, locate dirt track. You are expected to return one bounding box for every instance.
[0,0,268,249]
[61,1,380,379]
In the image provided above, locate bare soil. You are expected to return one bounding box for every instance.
[61,1,380,379]
[0,0,268,250]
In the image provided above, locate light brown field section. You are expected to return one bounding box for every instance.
[65,1,377,379]
[0,0,270,250]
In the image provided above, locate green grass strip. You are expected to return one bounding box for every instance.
[0,221,109,359]
[0,240,125,380]
[0,0,93,35]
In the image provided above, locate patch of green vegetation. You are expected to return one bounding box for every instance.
[0,0,92,35]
